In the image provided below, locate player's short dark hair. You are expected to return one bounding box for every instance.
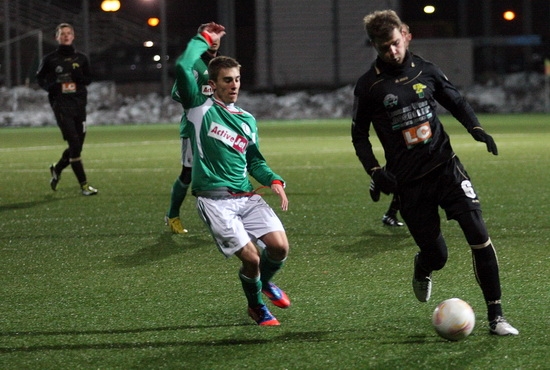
[208,56,241,81]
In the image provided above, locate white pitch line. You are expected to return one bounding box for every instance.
[0,168,172,173]
[0,140,179,153]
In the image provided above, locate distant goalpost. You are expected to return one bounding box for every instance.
[0,29,43,87]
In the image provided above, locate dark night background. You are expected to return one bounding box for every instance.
[8,1,550,86]
[73,0,550,40]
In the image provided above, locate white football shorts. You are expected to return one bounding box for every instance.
[196,194,284,257]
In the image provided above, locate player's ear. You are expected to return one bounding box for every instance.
[208,80,216,90]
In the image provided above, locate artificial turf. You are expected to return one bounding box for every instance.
[1,115,548,369]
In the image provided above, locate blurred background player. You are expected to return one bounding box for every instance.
[369,172,403,226]
[164,24,222,234]
[401,22,412,45]
[36,23,97,196]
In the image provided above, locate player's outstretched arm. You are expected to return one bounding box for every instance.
[173,22,226,109]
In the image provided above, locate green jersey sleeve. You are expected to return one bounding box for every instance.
[246,143,285,186]
[173,35,210,109]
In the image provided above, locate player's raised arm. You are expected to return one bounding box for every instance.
[173,23,226,109]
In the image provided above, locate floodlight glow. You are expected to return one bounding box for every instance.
[423,5,435,14]
[101,0,120,12]
[148,17,160,27]
[503,11,516,21]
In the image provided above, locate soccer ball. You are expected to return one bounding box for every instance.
[432,298,475,341]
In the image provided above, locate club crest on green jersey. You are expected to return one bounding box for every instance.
[241,122,251,135]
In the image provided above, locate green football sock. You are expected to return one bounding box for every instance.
[167,178,189,218]
[260,248,284,289]
[239,271,263,307]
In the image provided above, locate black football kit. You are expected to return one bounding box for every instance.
[351,51,505,321]
[36,44,92,185]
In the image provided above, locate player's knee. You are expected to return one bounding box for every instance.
[69,156,82,163]
[262,232,289,261]
[266,244,288,262]
[456,210,489,245]
[237,243,261,266]
[67,138,83,158]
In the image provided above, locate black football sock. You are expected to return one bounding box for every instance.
[487,300,503,322]
[471,243,503,321]
[414,256,432,280]
[386,196,400,217]
[70,159,87,185]
[386,207,398,218]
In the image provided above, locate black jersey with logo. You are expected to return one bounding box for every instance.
[352,51,481,184]
[36,45,91,109]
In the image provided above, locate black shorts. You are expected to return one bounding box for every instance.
[53,104,86,141]
[398,156,482,241]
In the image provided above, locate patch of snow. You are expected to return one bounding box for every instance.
[1,72,548,127]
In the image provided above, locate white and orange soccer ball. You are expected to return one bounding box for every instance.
[432,298,475,341]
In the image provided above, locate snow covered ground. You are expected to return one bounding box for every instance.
[1,72,548,128]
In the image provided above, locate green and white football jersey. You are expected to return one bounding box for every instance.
[173,34,284,194]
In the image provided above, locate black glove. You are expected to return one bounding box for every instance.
[371,169,397,195]
[471,127,498,155]
[369,178,380,202]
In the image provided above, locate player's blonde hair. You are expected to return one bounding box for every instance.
[363,10,402,43]
[55,23,74,38]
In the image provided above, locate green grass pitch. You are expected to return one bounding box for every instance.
[1,114,548,369]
